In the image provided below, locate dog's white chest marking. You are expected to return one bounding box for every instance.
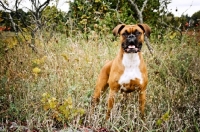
[118,53,143,85]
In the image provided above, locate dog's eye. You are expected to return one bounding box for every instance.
[122,32,128,37]
[135,32,142,36]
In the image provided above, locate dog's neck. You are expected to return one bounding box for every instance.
[119,48,141,60]
[122,53,140,66]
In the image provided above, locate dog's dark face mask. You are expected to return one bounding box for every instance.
[112,24,151,53]
[121,30,143,53]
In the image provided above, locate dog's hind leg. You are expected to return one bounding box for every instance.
[92,61,112,105]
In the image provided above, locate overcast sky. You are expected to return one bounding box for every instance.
[168,0,200,17]
[1,0,199,17]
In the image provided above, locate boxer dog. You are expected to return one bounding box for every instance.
[92,23,151,120]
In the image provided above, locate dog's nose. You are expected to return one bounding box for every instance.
[128,34,135,38]
[127,34,136,42]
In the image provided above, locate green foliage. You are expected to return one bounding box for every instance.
[68,0,171,32]
[0,12,4,23]
[0,9,31,30]
[42,6,68,33]
[68,0,111,32]
[0,10,10,27]
[191,10,200,20]
[191,10,200,26]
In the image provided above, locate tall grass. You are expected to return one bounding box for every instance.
[0,29,199,131]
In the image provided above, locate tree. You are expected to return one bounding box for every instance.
[68,0,171,33]
[0,0,51,52]
[42,6,68,33]
[191,10,200,26]
[191,10,200,19]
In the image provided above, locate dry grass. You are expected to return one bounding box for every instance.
[0,30,199,131]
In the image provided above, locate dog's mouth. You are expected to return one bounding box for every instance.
[126,45,139,53]
[122,43,142,53]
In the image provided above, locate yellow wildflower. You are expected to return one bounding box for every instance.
[32,67,41,74]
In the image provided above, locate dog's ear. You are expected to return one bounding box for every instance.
[138,24,151,37]
[113,24,126,36]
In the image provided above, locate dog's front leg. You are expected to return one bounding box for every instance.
[139,89,146,120]
[106,87,119,120]
[92,61,112,112]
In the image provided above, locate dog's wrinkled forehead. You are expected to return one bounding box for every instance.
[113,24,151,37]
[121,25,143,34]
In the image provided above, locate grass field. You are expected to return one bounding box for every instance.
[0,29,200,131]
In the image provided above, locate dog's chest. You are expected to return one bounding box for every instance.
[118,53,143,85]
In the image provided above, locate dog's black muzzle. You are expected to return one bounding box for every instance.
[122,34,142,53]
